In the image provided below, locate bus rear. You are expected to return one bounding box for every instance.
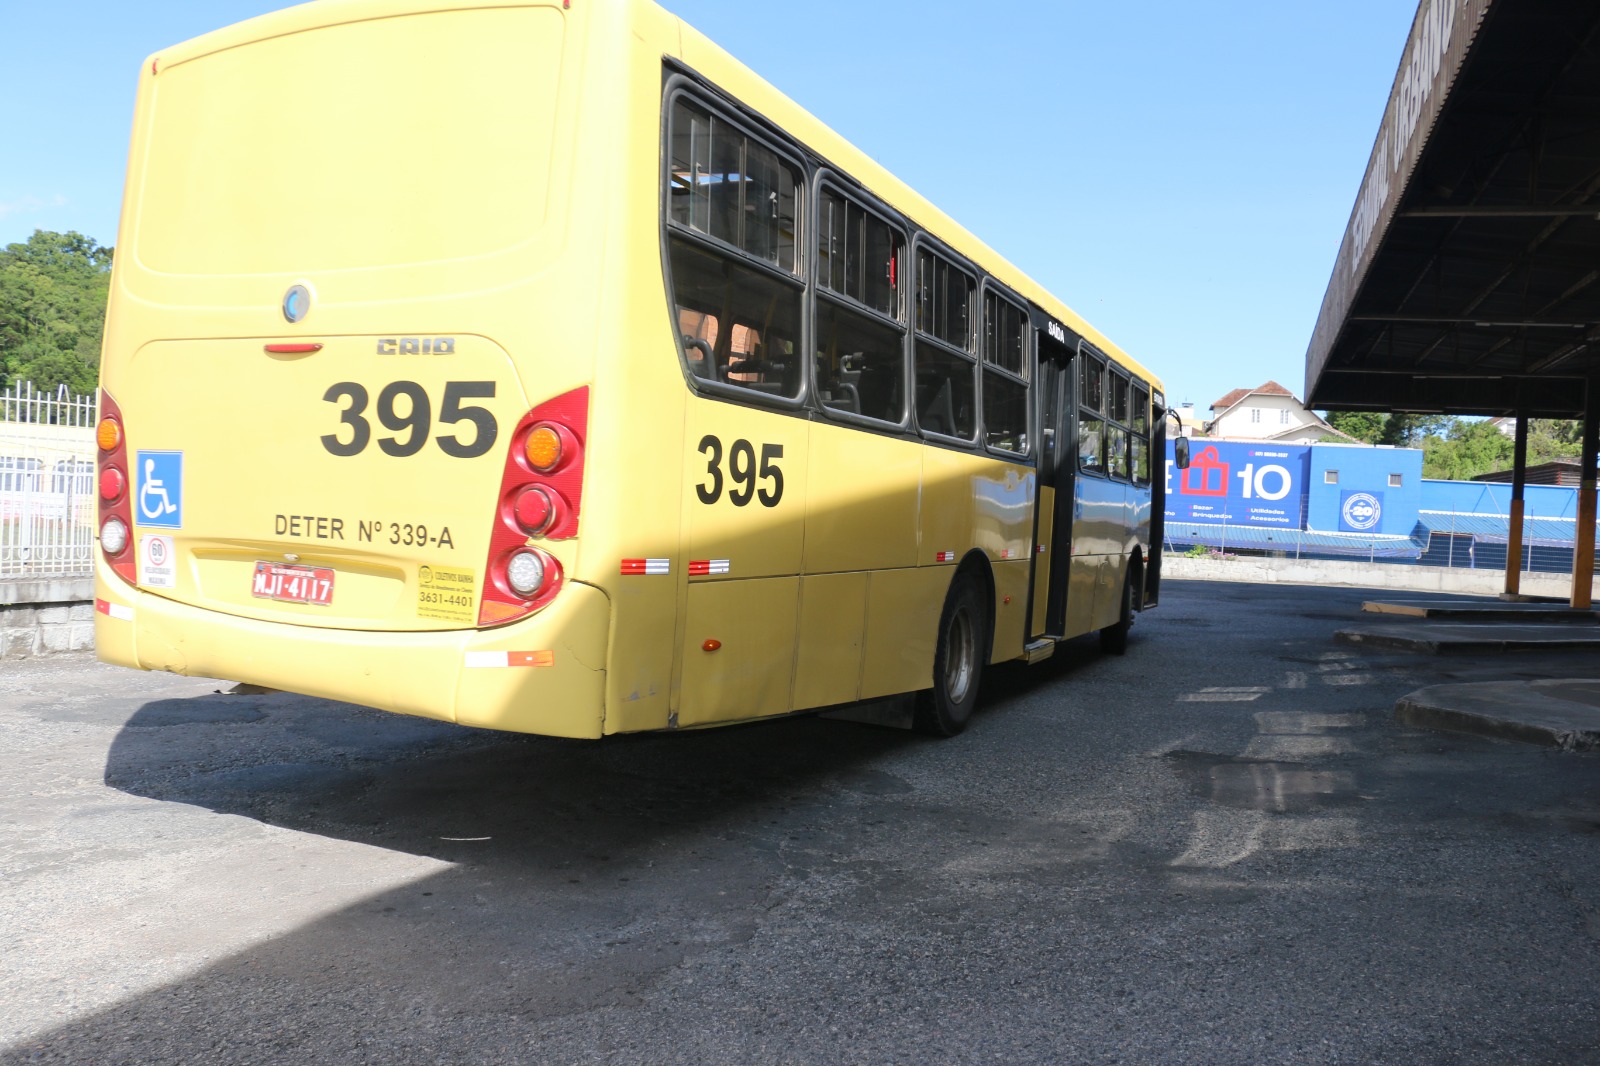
[95,1,619,737]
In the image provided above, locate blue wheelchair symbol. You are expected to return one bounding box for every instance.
[136,451,183,529]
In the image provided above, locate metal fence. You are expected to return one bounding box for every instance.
[1164,495,1600,575]
[0,383,97,581]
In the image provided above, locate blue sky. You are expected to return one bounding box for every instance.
[1,0,1417,410]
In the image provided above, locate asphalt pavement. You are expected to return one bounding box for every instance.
[2,579,1598,1065]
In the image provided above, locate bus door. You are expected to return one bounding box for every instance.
[1032,328,1079,638]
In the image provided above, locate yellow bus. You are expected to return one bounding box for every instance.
[94,0,1181,738]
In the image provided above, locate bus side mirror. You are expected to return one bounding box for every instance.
[1174,436,1191,470]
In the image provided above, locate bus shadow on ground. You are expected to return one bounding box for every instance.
[32,650,1120,1062]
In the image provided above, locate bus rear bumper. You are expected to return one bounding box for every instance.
[93,561,611,739]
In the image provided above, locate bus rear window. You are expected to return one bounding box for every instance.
[136,8,562,275]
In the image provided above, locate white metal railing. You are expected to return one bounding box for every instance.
[0,382,97,581]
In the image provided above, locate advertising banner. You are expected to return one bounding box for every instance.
[1164,440,1310,529]
[1338,489,1384,532]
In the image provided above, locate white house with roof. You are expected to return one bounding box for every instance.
[1204,380,1349,443]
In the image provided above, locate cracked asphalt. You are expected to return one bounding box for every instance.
[2,579,1598,1065]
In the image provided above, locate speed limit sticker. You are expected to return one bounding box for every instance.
[140,535,175,589]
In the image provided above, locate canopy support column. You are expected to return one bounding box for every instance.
[1572,393,1599,609]
[1504,415,1528,597]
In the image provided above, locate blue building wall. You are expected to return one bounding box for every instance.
[1419,478,1578,519]
[1305,444,1423,536]
[1165,439,1424,536]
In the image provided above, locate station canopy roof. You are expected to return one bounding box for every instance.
[1305,0,1600,418]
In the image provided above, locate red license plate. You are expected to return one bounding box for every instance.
[251,562,335,606]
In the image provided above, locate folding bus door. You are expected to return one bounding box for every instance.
[1032,329,1079,638]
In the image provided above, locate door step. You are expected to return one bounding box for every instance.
[1020,638,1056,664]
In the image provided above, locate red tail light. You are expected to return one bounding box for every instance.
[477,386,589,626]
[96,390,136,586]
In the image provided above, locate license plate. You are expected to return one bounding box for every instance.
[251,562,335,606]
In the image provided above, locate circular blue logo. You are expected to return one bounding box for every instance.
[282,284,311,324]
[1342,492,1381,531]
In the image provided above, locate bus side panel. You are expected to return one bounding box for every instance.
[803,424,918,574]
[681,402,808,579]
[793,571,868,710]
[588,9,689,736]
[1031,485,1055,636]
[860,567,943,701]
[919,448,977,566]
[991,560,1030,663]
[453,582,610,738]
[677,577,799,726]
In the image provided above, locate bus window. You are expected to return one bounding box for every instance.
[1132,381,1151,484]
[816,303,904,422]
[914,247,976,441]
[1077,414,1105,474]
[1081,356,1104,414]
[668,236,802,397]
[669,99,797,272]
[1107,370,1131,480]
[916,249,971,347]
[815,188,907,423]
[916,343,976,439]
[982,291,1029,454]
[667,95,803,398]
[1078,350,1107,475]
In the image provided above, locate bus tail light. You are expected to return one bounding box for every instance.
[478,386,589,626]
[97,390,136,586]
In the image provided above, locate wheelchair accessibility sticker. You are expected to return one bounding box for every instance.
[136,451,183,529]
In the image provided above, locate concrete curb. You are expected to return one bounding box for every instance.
[1336,623,1600,654]
[1164,554,1575,597]
[1396,680,1600,751]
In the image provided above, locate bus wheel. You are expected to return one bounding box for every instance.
[1100,564,1136,655]
[915,572,987,736]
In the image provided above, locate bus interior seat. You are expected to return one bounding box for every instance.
[683,335,718,380]
[920,379,956,436]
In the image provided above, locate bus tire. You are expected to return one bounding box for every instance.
[914,571,988,737]
[1100,562,1136,655]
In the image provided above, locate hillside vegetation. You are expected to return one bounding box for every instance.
[0,230,112,397]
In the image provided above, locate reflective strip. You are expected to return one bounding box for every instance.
[464,650,555,669]
[1000,549,1013,558]
[96,598,134,621]
[620,558,671,575]
[935,551,955,562]
[1037,544,1047,553]
[688,559,730,575]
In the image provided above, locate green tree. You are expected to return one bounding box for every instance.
[1380,412,1455,447]
[0,229,113,395]
[1321,410,1388,444]
[1422,419,1514,480]
[1527,419,1582,466]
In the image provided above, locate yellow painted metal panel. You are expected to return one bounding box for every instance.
[115,339,527,631]
[803,422,918,574]
[139,7,563,277]
[1032,486,1055,635]
[1092,553,1125,631]
[861,567,944,700]
[991,560,1030,662]
[677,577,799,725]
[110,565,610,738]
[1065,552,1103,640]
[919,447,976,566]
[682,403,808,580]
[793,572,868,710]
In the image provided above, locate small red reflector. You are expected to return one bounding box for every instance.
[264,343,323,354]
[702,639,721,652]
